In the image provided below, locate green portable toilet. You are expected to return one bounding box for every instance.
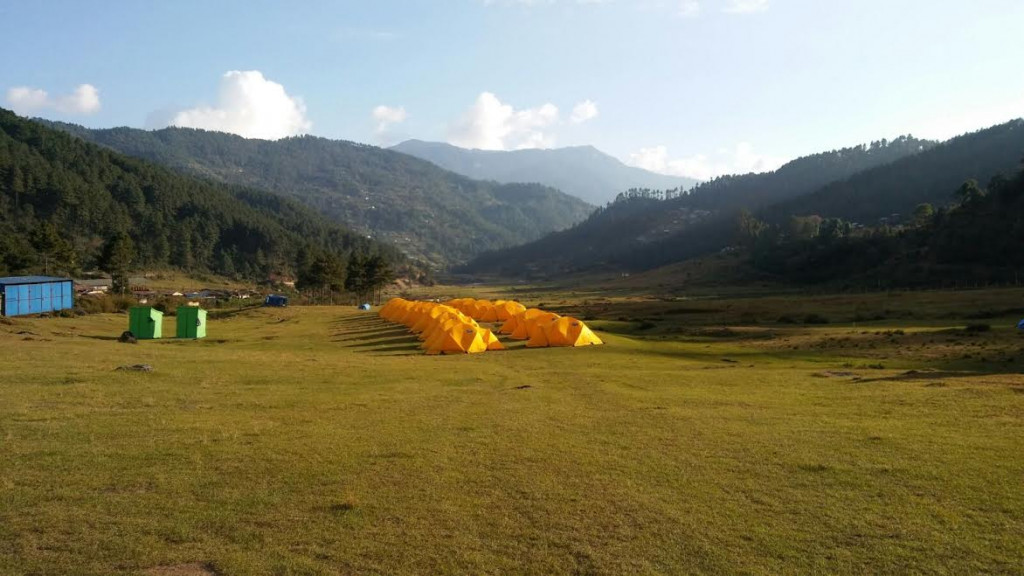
[129,306,163,339]
[176,306,207,339]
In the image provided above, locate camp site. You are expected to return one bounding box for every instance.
[4,3,1024,574]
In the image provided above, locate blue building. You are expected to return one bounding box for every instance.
[0,276,74,316]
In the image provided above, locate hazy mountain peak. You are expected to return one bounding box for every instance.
[391,140,697,205]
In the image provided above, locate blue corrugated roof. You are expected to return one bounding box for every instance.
[0,276,72,286]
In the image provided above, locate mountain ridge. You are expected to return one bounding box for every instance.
[391,139,698,206]
[458,127,1014,277]
[43,122,595,268]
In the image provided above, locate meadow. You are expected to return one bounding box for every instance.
[2,287,1024,575]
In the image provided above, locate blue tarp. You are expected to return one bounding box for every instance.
[1017,319,1024,330]
[264,294,289,307]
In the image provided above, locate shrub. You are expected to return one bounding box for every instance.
[803,313,830,325]
[152,296,189,316]
[75,294,135,315]
[965,323,991,332]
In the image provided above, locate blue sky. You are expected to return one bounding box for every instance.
[2,0,1023,179]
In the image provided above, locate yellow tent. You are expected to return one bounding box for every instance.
[498,314,520,335]
[424,324,489,355]
[396,303,428,326]
[422,316,460,349]
[495,300,527,322]
[409,308,439,333]
[411,305,459,334]
[380,298,410,321]
[464,299,492,321]
[420,315,473,343]
[445,298,473,315]
[525,313,561,347]
[509,308,551,340]
[543,316,603,347]
[480,328,505,351]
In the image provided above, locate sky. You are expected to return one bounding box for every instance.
[2,0,1023,180]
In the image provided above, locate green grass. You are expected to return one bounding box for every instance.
[2,290,1024,575]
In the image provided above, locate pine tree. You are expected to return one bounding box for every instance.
[100,233,135,294]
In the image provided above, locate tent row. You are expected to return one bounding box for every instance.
[379,297,602,353]
[445,298,527,323]
[379,298,505,355]
[449,298,603,348]
[496,307,602,348]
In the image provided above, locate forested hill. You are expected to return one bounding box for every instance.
[460,135,936,276]
[0,108,401,281]
[391,140,698,206]
[46,122,594,268]
[765,120,1024,223]
[743,163,1024,288]
[680,135,936,212]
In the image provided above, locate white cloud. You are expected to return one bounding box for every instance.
[627,142,787,180]
[678,0,700,18]
[448,92,560,150]
[6,87,50,114]
[372,105,408,134]
[169,70,311,140]
[5,84,101,116]
[55,84,101,115]
[570,100,599,124]
[724,0,768,14]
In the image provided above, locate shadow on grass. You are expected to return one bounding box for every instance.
[333,315,384,325]
[81,335,120,341]
[334,323,392,334]
[334,328,411,342]
[855,366,1024,382]
[335,325,408,336]
[208,306,263,320]
[361,342,424,355]
[340,335,420,347]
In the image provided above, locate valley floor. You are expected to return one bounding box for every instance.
[2,289,1023,575]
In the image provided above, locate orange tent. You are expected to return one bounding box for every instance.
[525,313,561,347]
[509,309,552,340]
[543,316,603,347]
[495,300,527,322]
[424,324,489,355]
[480,328,505,351]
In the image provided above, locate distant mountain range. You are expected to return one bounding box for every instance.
[391,140,698,206]
[44,123,594,268]
[461,122,1024,278]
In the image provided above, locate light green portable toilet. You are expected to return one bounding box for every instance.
[176,306,207,339]
[129,306,163,339]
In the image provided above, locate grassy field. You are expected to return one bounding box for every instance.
[2,288,1024,575]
